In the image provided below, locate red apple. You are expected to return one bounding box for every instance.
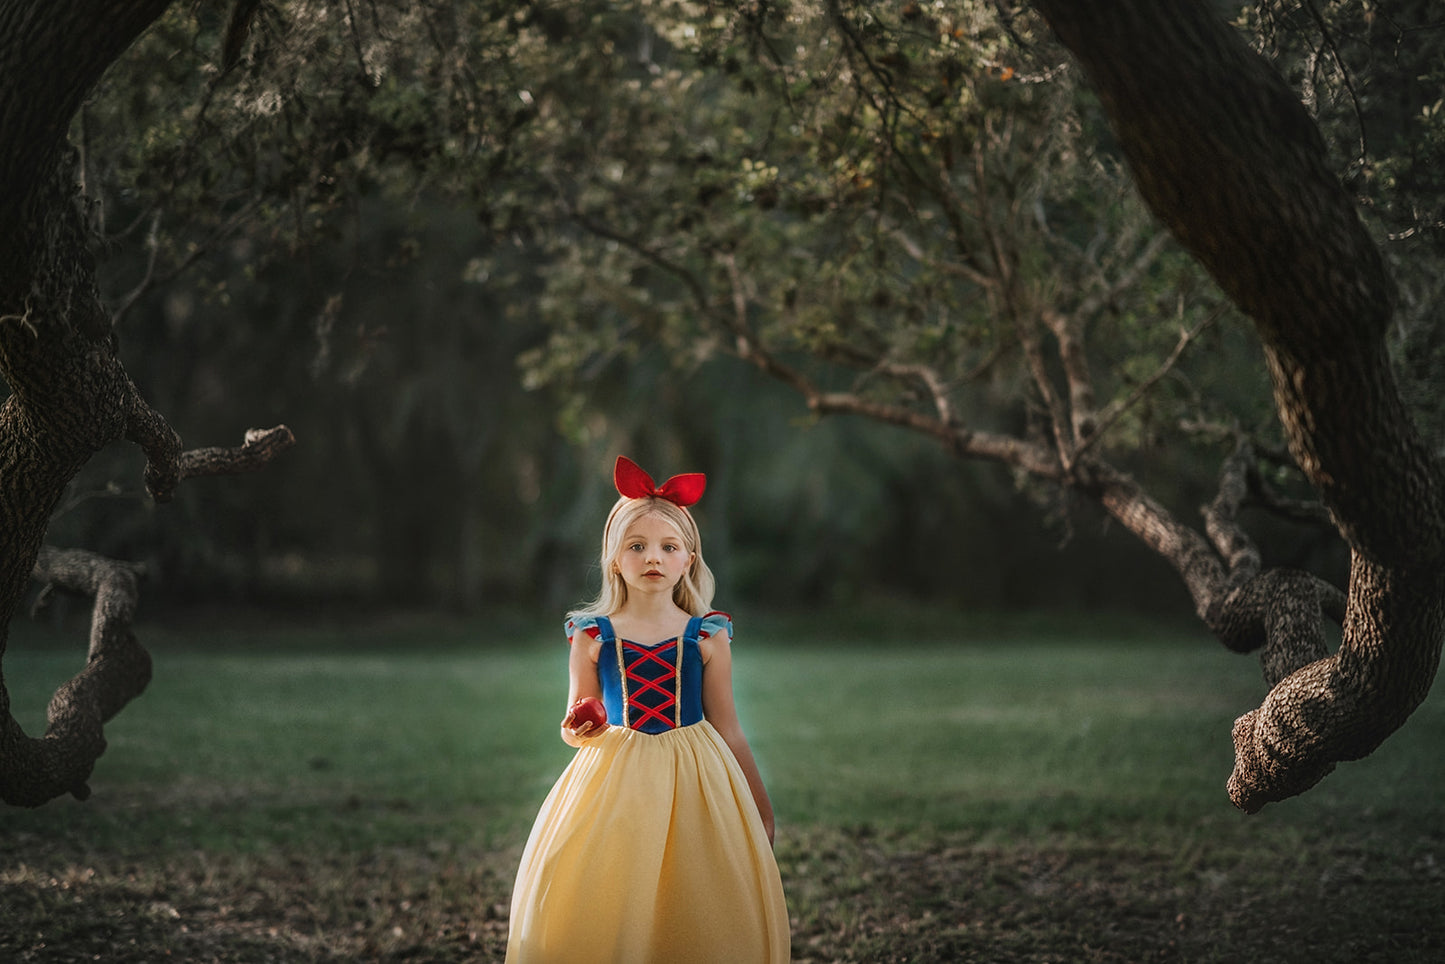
[567,696,608,734]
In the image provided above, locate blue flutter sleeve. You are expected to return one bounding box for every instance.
[564,613,602,644]
[698,610,733,642]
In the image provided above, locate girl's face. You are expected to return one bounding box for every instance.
[614,512,694,601]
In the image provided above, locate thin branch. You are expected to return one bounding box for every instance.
[342,0,373,82]
[110,198,265,329]
[1301,0,1368,163]
[1041,306,1096,444]
[1016,310,1076,470]
[1076,230,1171,320]
[1178,418,1333,527]
[962,127,1074,469]
[816,388,1060,475]
[890,227,996,290]
[873,359,954,426]
[110,211,163,327]
[718,252,1059,477]
[1076,305,1224,458]
[963,337,1015,382]
[1202,437,1263,577]
[720,253,818,399]
[1040,229,1173,445]
[826,0,928,130]
[568,209,713,315]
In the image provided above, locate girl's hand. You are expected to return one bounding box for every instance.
[562,716,606,739]
[562,699,609,740]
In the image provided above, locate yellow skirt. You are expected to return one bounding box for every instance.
[505,720,790,963]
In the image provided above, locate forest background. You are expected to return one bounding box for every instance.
[42,0,1432,624]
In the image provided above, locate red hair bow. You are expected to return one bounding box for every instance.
[614,455,706,507]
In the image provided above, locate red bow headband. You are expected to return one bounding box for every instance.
[614,456,706,507]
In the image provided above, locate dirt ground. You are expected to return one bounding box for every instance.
[4,824,1443,963]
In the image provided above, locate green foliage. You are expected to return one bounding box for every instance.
[499,1,1266,467]
[80,0,1445,613]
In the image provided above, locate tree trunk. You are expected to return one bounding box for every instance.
[1031,0,1445,811]
[1,0,174,804]
[1,0,292,806]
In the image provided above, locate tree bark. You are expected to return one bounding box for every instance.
[2,0,173,611]
[1031,0,1445,810]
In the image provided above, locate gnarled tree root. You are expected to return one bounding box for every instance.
[0,425,294,807]
[1227,560,1445,813]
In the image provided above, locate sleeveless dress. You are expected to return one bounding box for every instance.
[504,611,790,963]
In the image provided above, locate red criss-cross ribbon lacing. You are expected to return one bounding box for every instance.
[622,641,678,730]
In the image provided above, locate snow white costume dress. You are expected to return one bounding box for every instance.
[504,611,791,962]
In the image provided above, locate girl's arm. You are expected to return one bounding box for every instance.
[701,630,776,845]
[561,629,606,748]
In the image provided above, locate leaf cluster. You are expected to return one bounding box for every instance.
[79,1,533,311]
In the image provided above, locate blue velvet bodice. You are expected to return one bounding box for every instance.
[567,612,731,734]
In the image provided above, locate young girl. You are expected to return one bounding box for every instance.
[505,456,790,963]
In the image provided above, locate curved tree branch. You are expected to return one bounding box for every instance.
[2,547,151,806]
[2,418,295,808]
[1199,442,1339,677]
[123,377,296,503]
[1032,0,1445,810]
[179,424,298,482]
[1228,560,1441,811]
[1033,0,1445,562]
[1079,458,1226,622]
[136,417,297,505]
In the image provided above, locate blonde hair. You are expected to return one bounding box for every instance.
[570,496,716,619]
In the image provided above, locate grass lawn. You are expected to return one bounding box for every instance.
[2,607,1442,962]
